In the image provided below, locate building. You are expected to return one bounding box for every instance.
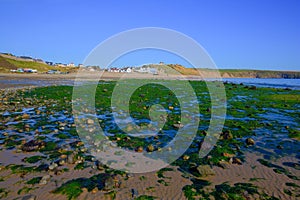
[67,62,75,67]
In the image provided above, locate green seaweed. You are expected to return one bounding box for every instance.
[17,186,34,195]
[156,167,173,178]
[0,188,8,198]
[23,155,46,164]
[26,176,42,185]
[135,195,157,200]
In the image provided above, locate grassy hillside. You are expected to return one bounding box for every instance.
[0,55,78,73]
[165,64,300,78]
[0,56,16,72]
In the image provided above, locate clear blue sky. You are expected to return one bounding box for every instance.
[1,0,299,70]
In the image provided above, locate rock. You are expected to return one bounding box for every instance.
[195,165,215,177]
[173,123,184,128]
[22,194,36,200]
[58,159,65,165]
[103,176,115,191]
[48,163,58,170]
[91,187,98,194]
[39,175,51,185]
[22,113,30,119]
[276,145,283,149]
[218,161,230,169]
[67,153,75,164]
[82,187,88,193]
[136,146,143,153]
[86,119,94,125]
[222,152,235,158]
[183,155,190,160]
[222,130,233,140]
[245,138,255,145]
[60,154,67,159]
[232,157,242,165]
[147,144,155,152]
[21,140,45,152]
[131,188,139,198]
[24,124,30,132]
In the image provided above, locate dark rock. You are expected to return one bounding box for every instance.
[232,157,242,165]
[21,194,36,200]
[131,188,138,198]
[222,130,233,140]
[276,145,283,149]
[21,140,46,152]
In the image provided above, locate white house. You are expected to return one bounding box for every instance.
[67,62,75,67]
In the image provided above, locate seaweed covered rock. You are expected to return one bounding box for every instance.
[194,165,215,177]
[221,130,233,140]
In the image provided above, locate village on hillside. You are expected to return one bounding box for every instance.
[0,52,166,75]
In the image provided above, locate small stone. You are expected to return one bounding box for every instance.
[58,159,65,165]
[136,146,143,153]
[173,123,184,128]
[67,154,75,164]
[48,163,58,170]
[91,187,98,194]
[87,119,94,125]
[147,144,155,152]
[39,175,51,185]
[183,155,190,160]
[22,113,30,119]
[245,138,255,145]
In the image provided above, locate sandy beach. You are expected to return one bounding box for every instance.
[0,74,299,200]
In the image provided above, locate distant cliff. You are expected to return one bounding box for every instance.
[219,69,300,79]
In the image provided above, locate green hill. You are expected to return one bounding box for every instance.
[165,64,300,78]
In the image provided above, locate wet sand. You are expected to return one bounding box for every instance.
[0,72,206,89]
